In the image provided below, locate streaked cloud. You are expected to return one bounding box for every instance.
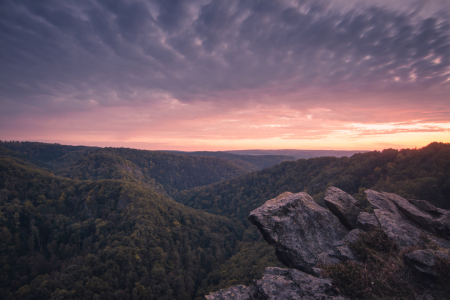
[0,0,449,150]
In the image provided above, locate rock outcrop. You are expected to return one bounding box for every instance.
[248,192,348,273]
[324,187,364,230]
[356,212,380,231]
[205,268,347,300]
[405,249,450,277]
[206,187,450,300]
[366,190,450,249]
[205,285,257,300]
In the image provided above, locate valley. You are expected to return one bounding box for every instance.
[1,141,449,299]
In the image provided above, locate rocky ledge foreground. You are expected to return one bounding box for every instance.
[206,187,450,300]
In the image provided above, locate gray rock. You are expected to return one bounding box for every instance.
[405,249,450,277]
[366,190,450,248]
[208,189,450,300]
[316,249,342,266]
[388,195,450,238]
[356,212,380,231]
[256,267,347,300]
[327,230,365,263]
[407,199,450,239]
[324,187,364,230]
[373,209,424,248]
[416,294,434,300]
[342,229,365,244]
[311,267,323,278]
[408,199,443,214]
[365,190,404,217]
[206,268,347,300]
[248,192,348,273]
[366,190,428,248]
[205,285,256,300]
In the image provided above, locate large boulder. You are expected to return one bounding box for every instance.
[205,268,347,300]
[366,190,450,249]
[208,188,450,300]
[248,192,348,273]
[324,187,364,230]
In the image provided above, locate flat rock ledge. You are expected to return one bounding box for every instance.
[206,187,450,300]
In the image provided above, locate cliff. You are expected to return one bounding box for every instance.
[206,187,450,299]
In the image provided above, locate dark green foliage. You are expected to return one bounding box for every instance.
[0,141,250,196]
[226,149,364,159]
[197,227,284,294]
[0,141,96,170]
[0,156,244,300]
[168,151,296,172]
[3,141,450,299]
[176,143,450,227]
[0,141,95,163]
[94,148,250,195]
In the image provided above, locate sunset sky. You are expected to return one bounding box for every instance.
[1,0,449,151]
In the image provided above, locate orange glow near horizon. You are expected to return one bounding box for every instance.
[2,96,449,152]
[1,0,450,153]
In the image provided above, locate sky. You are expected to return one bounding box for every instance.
[1,0,449,151]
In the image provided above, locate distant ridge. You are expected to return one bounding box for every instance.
[225,149,366,159]
[165,150,296,171]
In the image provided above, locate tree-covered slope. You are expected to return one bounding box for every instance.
[95,148,250,195]
[226,149,364,159]
[0,142,250,196]
[3,141,450,299]
[172,143,450,296]
[167,151,295,172]
[176,142,450,225]
[0,156,244,300]
[0,141,95,170]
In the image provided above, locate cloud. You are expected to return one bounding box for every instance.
[1,0,449,114]
[1,0,449,150]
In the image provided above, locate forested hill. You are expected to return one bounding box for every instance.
[54,148,250,196]
[0,155,245,300]
[226,149,365,159]
[175,142,450,224]
[0,141,97,170]
[0,141,252,196]
[166,151,295,172]
[2,141,450,299]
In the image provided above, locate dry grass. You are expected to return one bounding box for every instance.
[321,229,450,299]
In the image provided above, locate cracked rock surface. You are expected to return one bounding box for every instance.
[324,187,364,230]
[206,187,450,300]
[206,268,348,300]
[248,192,348,273]
[366,190,450,249]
